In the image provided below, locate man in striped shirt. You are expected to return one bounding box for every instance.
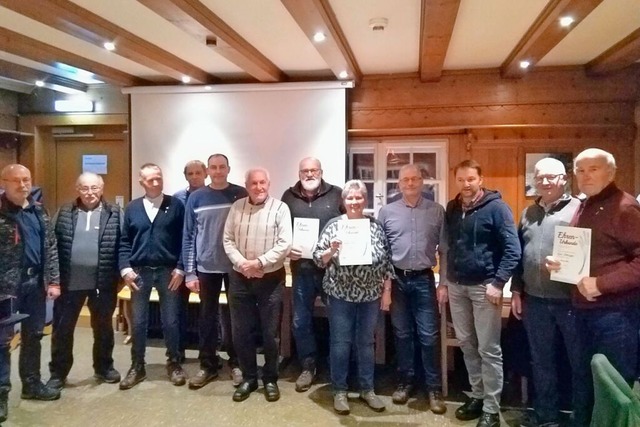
[223,167,292,403]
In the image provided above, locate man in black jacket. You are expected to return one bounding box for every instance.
[47,172,123,392]
[281,157,342,392]
[0,164,61,423]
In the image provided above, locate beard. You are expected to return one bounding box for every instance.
[301,177,321,192]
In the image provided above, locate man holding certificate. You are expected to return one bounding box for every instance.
[548,148,640,427]
[445,160,521,427]
[510,158,581,427]
[281,157,342,392]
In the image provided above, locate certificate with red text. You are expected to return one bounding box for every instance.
[550,226,591,284]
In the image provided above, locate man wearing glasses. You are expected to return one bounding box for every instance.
[510,158,581,427]
[47,172,123,392]
[378,164,448,414]
[281,157,342,392]
[0,164,61,423]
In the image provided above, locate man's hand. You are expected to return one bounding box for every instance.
[577,276,601,302]
[168,270,184,291]
[436,284,448,313]
[239,259,263,278]
[123,271,139,291]
[47,285,61,300]
[511,292,522,320]
[289,247,302,261]
[545,255,562,273]
[485,284,503,306]
[186,279,200,293]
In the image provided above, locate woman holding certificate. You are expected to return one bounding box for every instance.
[313,180,394,415]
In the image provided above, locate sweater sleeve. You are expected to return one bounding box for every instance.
[596,204,640,294]
[510,210,527,294]
[118,206,133,271]
[223,202,246,268]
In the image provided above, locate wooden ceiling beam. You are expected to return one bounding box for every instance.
[501,0,603,78]
[419,0,461,82]
[139,0,285,82]
[0,27,147,87]
[0,0,213,84]
[587,27,640,76]
[0,59,88,92]
[281,0,361,83]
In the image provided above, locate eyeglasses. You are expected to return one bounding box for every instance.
[2,178,31,185]
[299,168,321,175]
[399,177,423,184]
[78,186,102,194]
[534,174,562,183]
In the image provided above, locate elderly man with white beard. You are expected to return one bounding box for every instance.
[281,157,343,392]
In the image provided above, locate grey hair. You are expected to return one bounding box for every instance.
[76,172,104,187]
[245,167,270,183]
[574,148,616,172]
[341,179,368,201]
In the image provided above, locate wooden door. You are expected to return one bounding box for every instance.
[55,136,130,209]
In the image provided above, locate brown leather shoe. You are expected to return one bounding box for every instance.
[428,390,447,414]
[167,363,187,386]
[119,365,146,390]
[188,369,218,389]
[392,384,414,404]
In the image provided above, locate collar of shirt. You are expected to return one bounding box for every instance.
[461,189,484,212]
[402,196,423,208]
[248,195,269,206]
[143,194,163,221]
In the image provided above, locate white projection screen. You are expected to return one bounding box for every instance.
[124,81,351,201]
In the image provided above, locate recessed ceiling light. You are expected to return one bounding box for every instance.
[559,16,574,27]
[519,60,531,69]
[103,42,116,51]
[35,80,45,87]
[313,32,326,43]
[181,76,191,84]
[338,71,349,79]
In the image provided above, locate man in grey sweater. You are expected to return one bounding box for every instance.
[511,157,580,427]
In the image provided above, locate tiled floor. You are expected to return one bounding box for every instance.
[3,327,532,427]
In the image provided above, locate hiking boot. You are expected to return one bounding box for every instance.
[188,369,218,389]
[428,390,447,414]
[391,383,414,404]
[295,367,316,392]
[119,365,146,390]
[167,362,187,386]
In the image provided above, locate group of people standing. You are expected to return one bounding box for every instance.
[0,146,638,427]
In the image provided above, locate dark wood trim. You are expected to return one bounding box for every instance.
[587,27,640,75]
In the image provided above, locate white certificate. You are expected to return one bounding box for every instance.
[550,225,591,284]
[336,218,372,266]
[293,217,320,259]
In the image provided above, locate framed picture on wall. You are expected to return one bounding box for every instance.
[525,152,573,197]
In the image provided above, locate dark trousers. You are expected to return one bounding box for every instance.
[228,269,284,384]
[390,270,441,391]
[291,270,325,367]
[0,274,46,393]
[573,305,640,427]
[521,294,580,425]
[178,284,191,358]
[197,272,237,371]
[49,288,117,379]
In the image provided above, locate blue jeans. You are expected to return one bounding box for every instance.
[0,274,46,394]
[572,305,640,427]
[292,271,325,367]
[228,269,284,384]
[390,270,441,391]
[130,266,181,365]
[327,295,380,393]
[521,294,580,425]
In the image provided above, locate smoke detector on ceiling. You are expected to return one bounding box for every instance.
[369,18,388,31]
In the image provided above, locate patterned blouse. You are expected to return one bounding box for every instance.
[313,215,394,303]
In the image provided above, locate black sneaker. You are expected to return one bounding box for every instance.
[0,394,7,424]
[95,367,121,384]
[21,381,61,401]
[477,411,500,427]
[119,365,146,390]
[455,397,483,421]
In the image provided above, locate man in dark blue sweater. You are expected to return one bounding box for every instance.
[445,160,520,427]
[118,163,186,390]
